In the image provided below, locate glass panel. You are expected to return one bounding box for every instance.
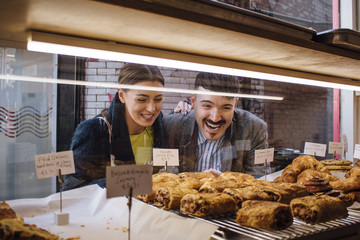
[217,0,333,32]
[0,48,55,200]
[1,48,355,198]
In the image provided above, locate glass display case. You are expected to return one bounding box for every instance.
[1,1,360,239]
[1,1,359,199]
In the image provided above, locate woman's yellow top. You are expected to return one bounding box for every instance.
[129,126,154,165]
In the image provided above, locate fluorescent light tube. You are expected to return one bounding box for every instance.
[26,32,360,93]
[0,74,283,101]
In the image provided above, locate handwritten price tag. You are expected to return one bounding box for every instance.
[342,134,348,153]
[354,144,360,159]
[328,142,343,154]
[254,148,274,164]
[152,148,179,166]
[106,165,152,198]
[304,142,327,157]
[34,151,75,179]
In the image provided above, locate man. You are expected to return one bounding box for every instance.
[163,72,268,177]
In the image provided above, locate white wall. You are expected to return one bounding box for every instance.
[339,0,359,160]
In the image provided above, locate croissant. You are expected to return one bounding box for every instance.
[330,175,360,192]
[347,191,360,203]
[338,193,356,207]
[296,169,339,185]
[345,167,360,178]
[277,155,329,183]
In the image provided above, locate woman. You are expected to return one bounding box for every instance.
[62,63,165,190]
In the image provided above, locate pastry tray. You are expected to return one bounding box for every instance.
[142,199,360,240]
[206,209,360,240]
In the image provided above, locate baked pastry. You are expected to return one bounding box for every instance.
[290,195,348,224]
[223,186,280,208]
[0,219,59,240]
[236,200,293,231]
[0,201,59,240]
[180,193,236,217]
[296,169,339,185]
[325,165,353,171]
[217,172,255,182]
[347,191,360,203]
[330,176,360,192]
[345,167,360,178]
[0,202,23,223]
[135,180,179,203]
[338,193,356,207]
[176,177,203,190]
[178,171,215,180]
[321,159,353,166]
[269,182,309,204]
[152,172,180,183]
[154,186,197,210]
[302,177,333,194]
[276,155,329,183]
[199,179,243,193]
[321,159,353,173]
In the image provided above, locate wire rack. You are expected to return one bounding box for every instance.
[206,209,360,240]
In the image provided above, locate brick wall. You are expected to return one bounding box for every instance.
[84,59,198,119]
[263,81,333,150]
[82,1,333,151]
[83,58,333,152]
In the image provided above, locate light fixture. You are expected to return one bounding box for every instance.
[0,74,282,100]
[27,31,360,93]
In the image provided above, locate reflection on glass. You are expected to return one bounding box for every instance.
[0,47,351,198]
[216,0,333,32]
[0,48,54,200]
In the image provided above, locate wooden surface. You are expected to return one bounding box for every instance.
[1,0,360,84]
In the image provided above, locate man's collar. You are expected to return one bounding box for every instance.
[197,128,225,145]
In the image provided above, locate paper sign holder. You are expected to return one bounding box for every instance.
[54,169,69,225]
[127,187,133,240]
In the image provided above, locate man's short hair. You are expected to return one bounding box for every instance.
[195,72,240,94]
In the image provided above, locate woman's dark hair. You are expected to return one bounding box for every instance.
[195,72,240,94]
[118,63,164,91]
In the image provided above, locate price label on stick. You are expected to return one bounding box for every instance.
[354,144,360,159]
[106,164,152,198]
[328,142,343,155]
[152,148,179,166]
[34,151,75,179]
[342,134,348,154]
[254,148,274,164]
[304,142,327,157]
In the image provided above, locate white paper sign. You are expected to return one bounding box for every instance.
[106,164,152,198]
[328,142,343,154]
[255,148,274,164]
[152,148,179,166]
[304,142,327,157]
[342,134,348,153]
[34,150,75,179]
[354,144,360,159]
